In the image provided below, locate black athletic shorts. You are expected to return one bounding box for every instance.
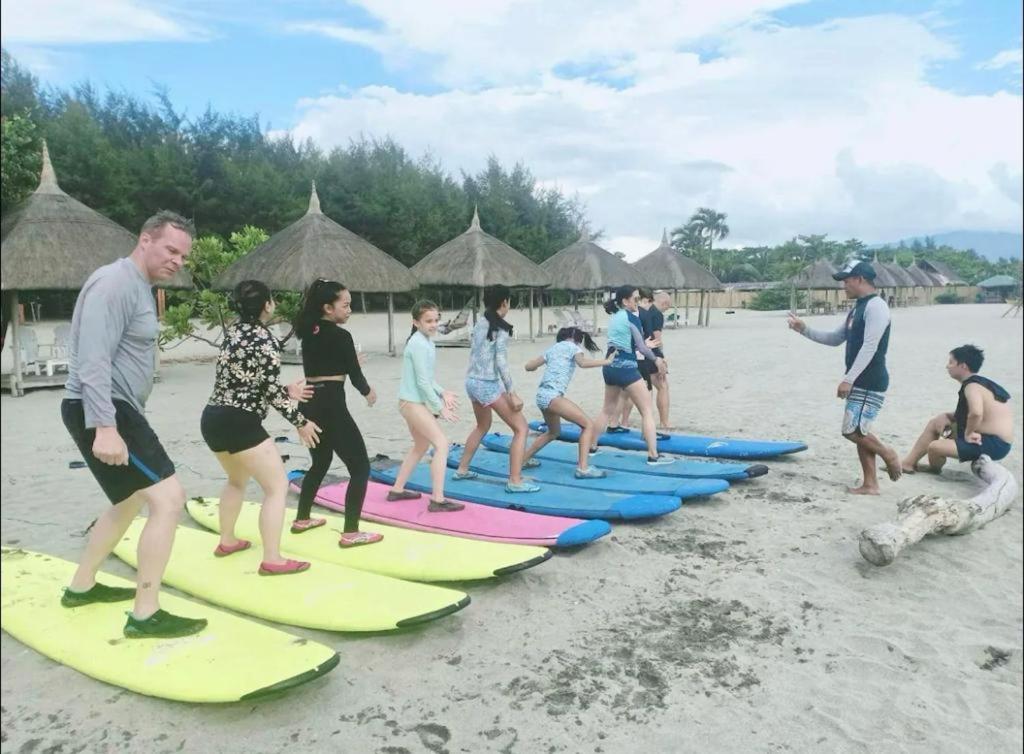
[638,359,655,390]
[200,404,269,454]
[62,398,176,504]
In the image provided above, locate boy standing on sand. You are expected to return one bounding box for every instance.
[788,260,902,495]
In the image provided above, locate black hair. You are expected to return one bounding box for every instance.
[407,299,440,342]
[556,326,600,353]
[231,280,272,323]
[295,279,346,340]
[604,285,638,315]
[950,344,984,373]
[638,287,654,301]
[483,284,514,341]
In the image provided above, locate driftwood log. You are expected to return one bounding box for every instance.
[859,455,1019,566]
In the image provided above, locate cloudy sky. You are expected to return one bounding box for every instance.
[3,0,1021,257]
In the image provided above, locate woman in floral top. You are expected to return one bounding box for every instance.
[200,280,321,575]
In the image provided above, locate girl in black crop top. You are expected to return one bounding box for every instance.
[292,280,382,548]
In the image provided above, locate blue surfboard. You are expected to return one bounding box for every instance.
[482,433,767,480]
[370,461,681,520]
[449,445,729,499]
[529,421,807,460]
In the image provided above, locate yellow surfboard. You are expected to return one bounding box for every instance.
[187,497,552,582]
[1,548,339,702]
[113,521,470,631]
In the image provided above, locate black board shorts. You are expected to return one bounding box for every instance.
[62,398,176,504]
[201,404,269,454]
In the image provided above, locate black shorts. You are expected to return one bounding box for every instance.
[200,404,269,454]
[638,359,655,390]
[62,399,176,504]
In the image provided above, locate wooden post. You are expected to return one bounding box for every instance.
[697,290,705,327]
[387,293,395,357]
[156,288,166,319]
[672,288,679,328]
[684,290,690,326]
[528,288,535,342]
[592,289,598,333]
[538,291,545,337]
[10,291,24,396]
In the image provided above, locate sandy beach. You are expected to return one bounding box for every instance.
[1,302,1021,753]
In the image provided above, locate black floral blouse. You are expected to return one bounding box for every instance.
[208,322,306,427]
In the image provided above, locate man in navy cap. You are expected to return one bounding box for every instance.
[788,260,902,494]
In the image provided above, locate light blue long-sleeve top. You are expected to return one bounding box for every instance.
[465,317,514,391]
[399,330,445,413]
[606,308,658,359]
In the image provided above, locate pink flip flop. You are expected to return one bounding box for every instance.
[213,539,252,557]
[258,559,311,576]
[290,517,327,534]
[338,531,383,548]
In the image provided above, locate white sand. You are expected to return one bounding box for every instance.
[2,303,1021,753]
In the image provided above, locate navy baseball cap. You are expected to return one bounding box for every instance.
[833,260,876,281]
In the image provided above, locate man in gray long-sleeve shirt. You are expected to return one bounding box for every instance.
[788,260,903,495]
[60,210,208,639]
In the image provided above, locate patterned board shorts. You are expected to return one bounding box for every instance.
[536,387,563,411]
[465,377,505,407]
[842,387,885,436]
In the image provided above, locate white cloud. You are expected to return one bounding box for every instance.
[282,10,1022,254]
[977,47,1023,72]
[0,0,203,44]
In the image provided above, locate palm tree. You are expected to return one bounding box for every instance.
[686,208,730,276]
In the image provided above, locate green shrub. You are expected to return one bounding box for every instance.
[934,291,962,305]
[749,286,805,311]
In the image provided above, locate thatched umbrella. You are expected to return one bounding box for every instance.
[412,208,550,339]
[633,230,722,327]
[1,143,189,395]
[787,259,841,313]
[540,229,650,332]
[215,182,418,355]
[898,263,932,305]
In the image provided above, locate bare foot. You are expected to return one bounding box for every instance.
[880,448,903,481]
[848,485,880,495]
[900,459,918,474]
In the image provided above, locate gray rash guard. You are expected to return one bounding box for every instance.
[65,258,159,428]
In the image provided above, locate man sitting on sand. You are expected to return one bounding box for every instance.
[788,260,902,495]
[901,344,1013,473]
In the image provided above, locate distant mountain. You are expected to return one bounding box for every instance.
[870,231,1022,261]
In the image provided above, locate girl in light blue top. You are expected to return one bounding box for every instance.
[522,327,612,478]
[594,286,672,466]
[388,301,465,512]
[453,285,539,493]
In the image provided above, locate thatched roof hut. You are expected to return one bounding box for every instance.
[215,181,417,354]
[411,208,549,289]
[2,143,188,395]
[904,264,937,287]
[216,182,417,295]
[788,259,842,289]
[917,259,967,286]
[541,229,644,292]
[632,230,719,290]
[878,261,917,288]
[2,143,190,290]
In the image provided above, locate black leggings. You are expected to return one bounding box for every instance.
[296,383,370,533]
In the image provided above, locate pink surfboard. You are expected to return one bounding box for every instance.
[288,473,609,548]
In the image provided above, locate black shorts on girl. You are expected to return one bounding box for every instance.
[200,404,269,454]
[62,398,176,504]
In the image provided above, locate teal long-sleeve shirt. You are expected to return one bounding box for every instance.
[399,330,445,413]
